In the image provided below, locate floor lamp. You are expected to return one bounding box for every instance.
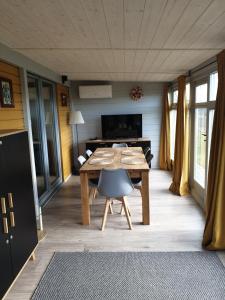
[69,111,85,172]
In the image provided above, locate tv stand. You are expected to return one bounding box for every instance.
[85,138,151,152]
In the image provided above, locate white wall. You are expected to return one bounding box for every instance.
[71,81,163,168]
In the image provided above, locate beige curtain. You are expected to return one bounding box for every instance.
[202,50,225,250]
[169,75,189,196]
[159,84,172,170]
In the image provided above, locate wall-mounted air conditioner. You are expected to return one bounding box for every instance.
[78,85,112,99]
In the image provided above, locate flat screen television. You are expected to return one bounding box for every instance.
[101,114,142,139]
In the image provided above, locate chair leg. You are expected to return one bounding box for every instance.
[120,204,124,215]
[89,187,94,205]
[101,198,111,231]
[93,188,98,200]
[109,203,113,214]
[120,200,131,216]
[122,197,133,230]
[89,187,98,205]
[127,205,131,217]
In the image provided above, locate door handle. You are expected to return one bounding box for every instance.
[8,193,14,208]
[1,197,6,214]
[3,217,9,234]
[10,212,15,227]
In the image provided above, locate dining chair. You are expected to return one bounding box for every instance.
[77,155,98,204]
[86,149,93,158]
[98,168,134,231]
[145,148,153,168]
[112,143,128,148]
[144,146,150,156]
[78,155,87,166]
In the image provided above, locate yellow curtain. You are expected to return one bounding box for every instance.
[202,50,225,250]
[159,84,172,170]
[169,75,189,196]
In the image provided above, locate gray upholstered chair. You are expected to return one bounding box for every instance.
[77,155,98,203]
[98,168,134,231]
[112,143,128,148]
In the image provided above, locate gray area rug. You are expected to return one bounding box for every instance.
[32,252,225,300]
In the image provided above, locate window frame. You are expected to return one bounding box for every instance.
[189,70,217,208]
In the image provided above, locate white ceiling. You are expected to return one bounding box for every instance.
[0,0,225,82]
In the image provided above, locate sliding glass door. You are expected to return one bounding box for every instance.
[191,72,217,207]
[42,81,60,186]
[28,77,47,197]
[28,75,62,205]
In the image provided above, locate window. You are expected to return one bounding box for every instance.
[169,88,178,160]
[169,84,189,161]
[194,109,207,187]
[195,83,207,103]
[186,83,190,103]
[208,110,214,163]
[168,92,172,105]
[170,110,177,160]
[173,90,178,103]
[192,70,217,206]
[209,72,218,101]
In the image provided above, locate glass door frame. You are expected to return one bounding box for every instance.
[190,73,216,209]
[28,73,62,206]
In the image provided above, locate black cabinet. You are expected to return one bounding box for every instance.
[86,139,151,153]
[0,131,38,299]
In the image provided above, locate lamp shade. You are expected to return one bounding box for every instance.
[69,111,84,125]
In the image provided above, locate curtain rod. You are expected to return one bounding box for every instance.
[190,59,217,75]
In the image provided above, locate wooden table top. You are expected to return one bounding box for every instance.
[80,147,149,172]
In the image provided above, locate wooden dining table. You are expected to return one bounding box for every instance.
[79,147,150,225]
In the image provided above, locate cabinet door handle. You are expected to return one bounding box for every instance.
[8,193,14,208]
[10,212,15,227]
[1,197,6,214]
[3,217,9,234]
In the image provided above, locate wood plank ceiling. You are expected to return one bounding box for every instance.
[0,0,225,82]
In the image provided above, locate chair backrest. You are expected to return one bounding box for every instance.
[77,155,86,167]
[98,168,133,198]
[145,149,153,167]
[86,149,93,157]
[144,147,151,156]
[112,143,128,148]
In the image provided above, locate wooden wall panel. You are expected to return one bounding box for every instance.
[0,60,25,130]
[56,84,73,181]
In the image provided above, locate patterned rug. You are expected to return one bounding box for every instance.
[32,252,225,299]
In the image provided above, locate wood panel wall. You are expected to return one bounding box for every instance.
[0,60,25,130]
[56,84,73,181]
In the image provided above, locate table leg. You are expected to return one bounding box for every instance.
[80,172,90,225]
[141,171,150,225]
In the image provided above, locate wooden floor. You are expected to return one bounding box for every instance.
[5,170,225,299]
